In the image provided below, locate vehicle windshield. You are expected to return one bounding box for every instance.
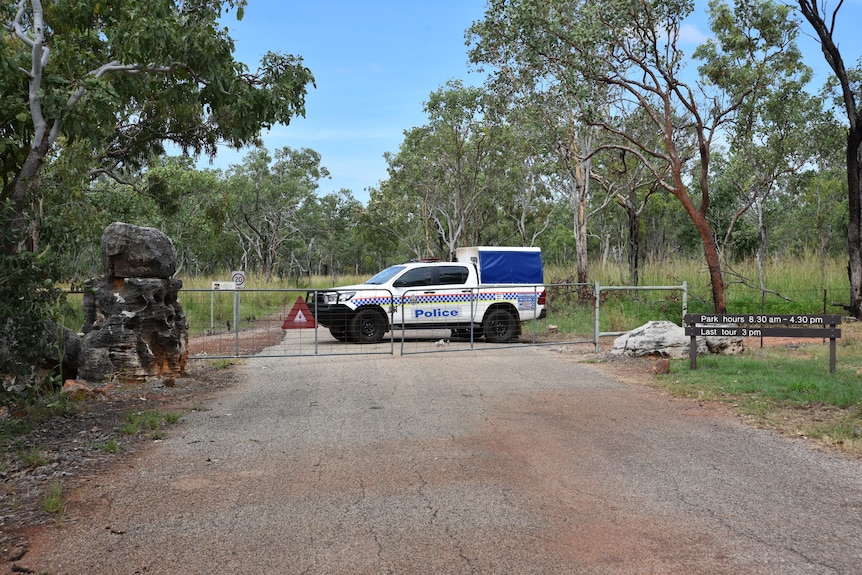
[365,265,406,285]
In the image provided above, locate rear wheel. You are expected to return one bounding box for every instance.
[350,308,388,344]
[482,308,518,343]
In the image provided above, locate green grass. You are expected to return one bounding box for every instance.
[179,284,306,338]
[43,479,65,515]
[546,252,849,316]
[540,253,849,336]
[203,358,242,370]
[663,351,862,408]
[19,447,48,468]
[541,253,861,455]
[120,409,182,438]
[163,411,182,424]
[94,436,121,453]
[650,324,862,455]
[0,417,33,443]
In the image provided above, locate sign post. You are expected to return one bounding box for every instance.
[210,273,245,355]
[210,281,237,333]
[231,272,244,356]
[684,314,842,373]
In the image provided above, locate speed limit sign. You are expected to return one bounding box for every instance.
[231,270,246,289]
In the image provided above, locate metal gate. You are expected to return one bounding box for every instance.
[63,282,689,360]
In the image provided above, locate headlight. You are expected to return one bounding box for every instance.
[321,292,338,305]
[322,291,355,304]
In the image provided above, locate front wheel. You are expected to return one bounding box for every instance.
[349,308,388,344]
[482,308,519,343]
[330,329,350,342]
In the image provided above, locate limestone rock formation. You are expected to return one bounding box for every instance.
[78,223,188,382]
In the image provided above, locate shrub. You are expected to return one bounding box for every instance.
[0,231,66,407]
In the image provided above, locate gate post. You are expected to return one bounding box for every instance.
[593,281,601,353]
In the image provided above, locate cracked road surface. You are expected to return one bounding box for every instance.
[20,347,862,574]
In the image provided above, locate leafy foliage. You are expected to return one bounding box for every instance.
[796,0,862,318]
[468,0,813,312]
[1,0,315,251]
[382,80,553,260]
[0,0,315,403]
[0,209,64,406]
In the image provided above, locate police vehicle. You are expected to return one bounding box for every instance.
[306,247,546,343]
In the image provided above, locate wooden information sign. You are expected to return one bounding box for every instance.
[683,314,841,373]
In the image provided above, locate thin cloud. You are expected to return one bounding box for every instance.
[679,23,709,45]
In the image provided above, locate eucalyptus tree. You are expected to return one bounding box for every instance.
[481,89,556,248]
[386,80,507,260]
[592,149,662,285]
[714,87,822,300]
[796,0,862,317]
[303,188,364,281]
[1,0,314,402]
[500,124,555,248]
[798,109,848,262]
[470,0,806,313]
[535,89,601,289]
[580,103,686,284]
[41,156,234,278]
[142,158,233,276]
[685,51,818,309]
[473,33,603,288]
[2,0,314,254]
[224,147,328,281]
[769,108,847,284]
[362,180,430,265]
[697,1,815,301]
[384,125,454,259]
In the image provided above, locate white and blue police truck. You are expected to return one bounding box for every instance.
[306,247,547,344]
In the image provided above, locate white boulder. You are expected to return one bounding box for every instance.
[611,320,743,358]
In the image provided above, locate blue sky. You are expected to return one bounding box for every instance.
[206,1,487,202]
[208,0,862,204]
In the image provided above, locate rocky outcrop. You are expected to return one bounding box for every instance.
[101,222,177,279]
[611,320,743,358]
[77,223,187,383]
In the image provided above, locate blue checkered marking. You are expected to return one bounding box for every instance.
[351,296,394,306]
[351,292,532,307]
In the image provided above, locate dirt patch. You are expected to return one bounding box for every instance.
[186,323,287,357]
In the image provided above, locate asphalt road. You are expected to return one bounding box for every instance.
[19,346,862,574]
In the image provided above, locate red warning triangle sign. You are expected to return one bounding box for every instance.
[282,297,317,329]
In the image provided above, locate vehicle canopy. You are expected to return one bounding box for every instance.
[455,247,543,285]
